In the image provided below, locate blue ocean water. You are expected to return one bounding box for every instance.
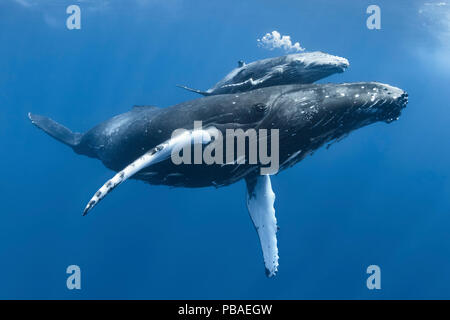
[1,0,449,299]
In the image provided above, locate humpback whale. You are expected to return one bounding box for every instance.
[29,82,407,277]
[177,51,349,96]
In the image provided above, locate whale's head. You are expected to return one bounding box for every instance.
[284,52,350,83]
[259,82,408,169]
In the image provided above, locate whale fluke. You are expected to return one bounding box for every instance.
[245,175,279,277]
[28,113,82,148]
[176,84,210,96]
[83,127,219,216]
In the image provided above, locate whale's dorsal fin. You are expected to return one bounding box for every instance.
[176,84,210,96]
[245,174,279,277]
[83,127,219,215]
[238,60,246,68]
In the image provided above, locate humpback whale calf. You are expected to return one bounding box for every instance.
[29,82,407,277]
[178,51,349,96]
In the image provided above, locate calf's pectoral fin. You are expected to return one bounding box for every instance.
[83,127,218,216]
[245,174,279,277]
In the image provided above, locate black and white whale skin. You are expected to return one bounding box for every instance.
[29,82,407,277]
[178,52,349,96]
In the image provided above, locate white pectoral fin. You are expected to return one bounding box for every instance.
[83,127,218,216]
[245,175,279,277]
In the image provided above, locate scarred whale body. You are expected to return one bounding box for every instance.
[30,83,406,188]
[29,82,407,276]
[29,53,408,277]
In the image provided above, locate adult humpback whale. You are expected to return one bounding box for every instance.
[29,82,408,277]
[178,51,349,96]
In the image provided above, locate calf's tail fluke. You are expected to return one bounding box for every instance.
[28,113,82,148]
[176,84,210,96]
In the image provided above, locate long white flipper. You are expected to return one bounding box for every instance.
[83,127,217,216]
[245,175,279,277]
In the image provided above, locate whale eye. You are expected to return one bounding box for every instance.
[254,103,268,112]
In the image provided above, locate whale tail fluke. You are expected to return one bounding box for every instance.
[28,113,82,148]
[176,84,210,96]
